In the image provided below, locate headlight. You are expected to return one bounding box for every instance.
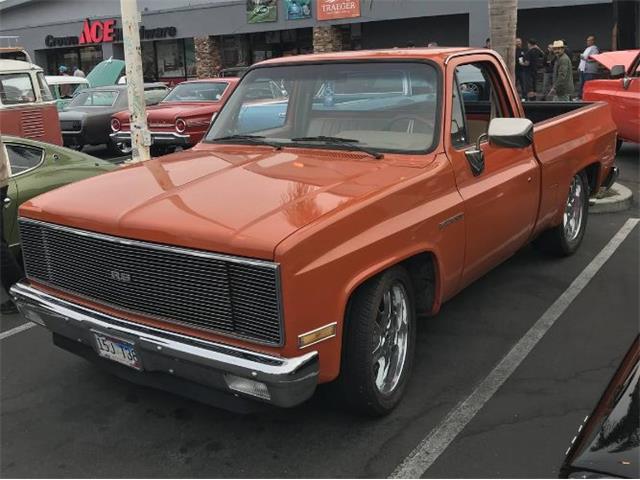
[175,118,186,133]
[110,118,121,132]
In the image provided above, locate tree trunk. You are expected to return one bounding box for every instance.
[489,0,518,81]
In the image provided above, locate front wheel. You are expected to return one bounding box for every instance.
[534,170,589,256]
[336,266,416,416]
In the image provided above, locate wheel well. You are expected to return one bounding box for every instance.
[400,252,437,315]
[583,163,601,195]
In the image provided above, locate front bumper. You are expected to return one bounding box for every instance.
[110,131,192,147]
[10,281,319,408]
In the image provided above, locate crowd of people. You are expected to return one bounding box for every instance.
[513,34,600,101]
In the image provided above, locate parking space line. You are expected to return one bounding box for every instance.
[391,218,640,479]
[0,322,35,340]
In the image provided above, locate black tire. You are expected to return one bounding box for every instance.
[67,143,83,152]
[335,265,416,416]
[534,170,589,256]
[108,139,132,156]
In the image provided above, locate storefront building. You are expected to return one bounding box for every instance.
[0,0,623,82]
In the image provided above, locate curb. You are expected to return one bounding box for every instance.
[589,183,633,214]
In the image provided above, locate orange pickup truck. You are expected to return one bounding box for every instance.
[11,48,618,415]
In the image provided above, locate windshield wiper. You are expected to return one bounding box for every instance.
[290,136,384,159]
[213,134,282,150]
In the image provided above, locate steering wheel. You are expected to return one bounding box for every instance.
[386,114,434,134]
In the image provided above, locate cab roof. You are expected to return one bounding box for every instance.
[0,58,42,72]
[255,47,476,67]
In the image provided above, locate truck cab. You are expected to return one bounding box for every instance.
[0,59,62,145]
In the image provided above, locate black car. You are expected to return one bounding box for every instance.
[561,336,639,478]
[58,83,169,154]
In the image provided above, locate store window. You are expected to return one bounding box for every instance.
[143,39,195,85]
[44,46,103,76]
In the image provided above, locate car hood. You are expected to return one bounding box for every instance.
[590,49,640,73]
[20,144,431,260]
[147,102,220,118]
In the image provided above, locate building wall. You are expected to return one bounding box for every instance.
[361,14,470,49]
[517,3,615,51]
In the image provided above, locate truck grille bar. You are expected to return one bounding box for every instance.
[18,219,284,345]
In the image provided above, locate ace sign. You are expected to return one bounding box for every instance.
[316,0,360,20]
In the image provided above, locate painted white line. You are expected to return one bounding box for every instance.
[391,218,640,479]
[0,322,35,340]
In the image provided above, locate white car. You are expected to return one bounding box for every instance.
[45,75,89,110]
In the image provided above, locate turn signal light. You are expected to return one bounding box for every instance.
[298,322,337,349]
[224,374,270,400]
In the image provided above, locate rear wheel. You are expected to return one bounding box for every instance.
[535,170,589,256]
[336,266,416,416]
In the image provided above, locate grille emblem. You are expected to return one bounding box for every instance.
[110,270,131,283]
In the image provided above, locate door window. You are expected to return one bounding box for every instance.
[452,62,512,147]
[6,144,44,175]
[0,73,36,105]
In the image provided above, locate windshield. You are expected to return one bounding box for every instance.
[68,90,118,107]
[206,62,439,153]
[163,82,228,102]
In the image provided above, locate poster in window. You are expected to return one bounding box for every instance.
[247,0,278,23]
[285,0,311,20]
[316,0,360,21]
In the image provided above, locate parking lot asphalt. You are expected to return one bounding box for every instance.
[1,144,638,478]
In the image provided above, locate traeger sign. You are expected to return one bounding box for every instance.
[45,18,177,47]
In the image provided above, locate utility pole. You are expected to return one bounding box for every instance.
[120,0,150,162]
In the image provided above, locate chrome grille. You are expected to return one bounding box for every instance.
[19,219,283,345]
[60,120,81,131]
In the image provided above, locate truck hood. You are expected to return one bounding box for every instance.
[20,144,431,260]
[590,49,640,73]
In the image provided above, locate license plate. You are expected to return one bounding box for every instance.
[93,332,142,370]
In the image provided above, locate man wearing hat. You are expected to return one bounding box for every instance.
[549,40,574,101]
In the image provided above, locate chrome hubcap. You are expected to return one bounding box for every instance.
[563,175,584,242]
[372,282,409,395]
[117,142,132,154]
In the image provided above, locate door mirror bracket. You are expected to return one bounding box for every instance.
[465,133,487,176]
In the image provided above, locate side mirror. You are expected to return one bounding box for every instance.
[487,118,534,149]
[610,65,626,79]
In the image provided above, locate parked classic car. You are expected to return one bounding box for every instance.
[1,135,115,256]
[0,59,62,145]
[58,83,169,153]
[560,336,639,478]
[11,48,617,415]
[583,49,640,149]
[45,75,90,111]
[109,78,239,155]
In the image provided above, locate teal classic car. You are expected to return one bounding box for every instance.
[45,75,90,111]
[2,136,116,255]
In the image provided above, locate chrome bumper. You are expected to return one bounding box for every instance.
[10,282,318,408]
[602,166,619,191]
[110,131,192,146]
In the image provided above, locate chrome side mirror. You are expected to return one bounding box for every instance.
[487,118,534,149]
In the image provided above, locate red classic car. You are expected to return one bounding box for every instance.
[583,49,639,149]
[110,77,239,155]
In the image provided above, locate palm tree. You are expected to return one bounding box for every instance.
[489,0,518,80]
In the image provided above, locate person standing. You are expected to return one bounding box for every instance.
[577,34,599,99]
[515,37,527,98]
[525,38,545,100]
[543,44,556,99]
[73,65,85,78]
[549,40,574,101]
[0,139,24,314]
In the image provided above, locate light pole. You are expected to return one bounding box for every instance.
[120,0,150,162]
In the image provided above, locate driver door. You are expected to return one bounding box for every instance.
[445,56,540,287]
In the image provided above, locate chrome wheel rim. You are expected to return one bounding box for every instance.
[117,141,132,155]
[563,175,585,242]
[372,282,409,395]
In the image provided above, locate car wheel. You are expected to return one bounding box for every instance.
[68,144,83,151]
[336,265,416,416]
[535,170,589,256]
[109,139,133,156]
